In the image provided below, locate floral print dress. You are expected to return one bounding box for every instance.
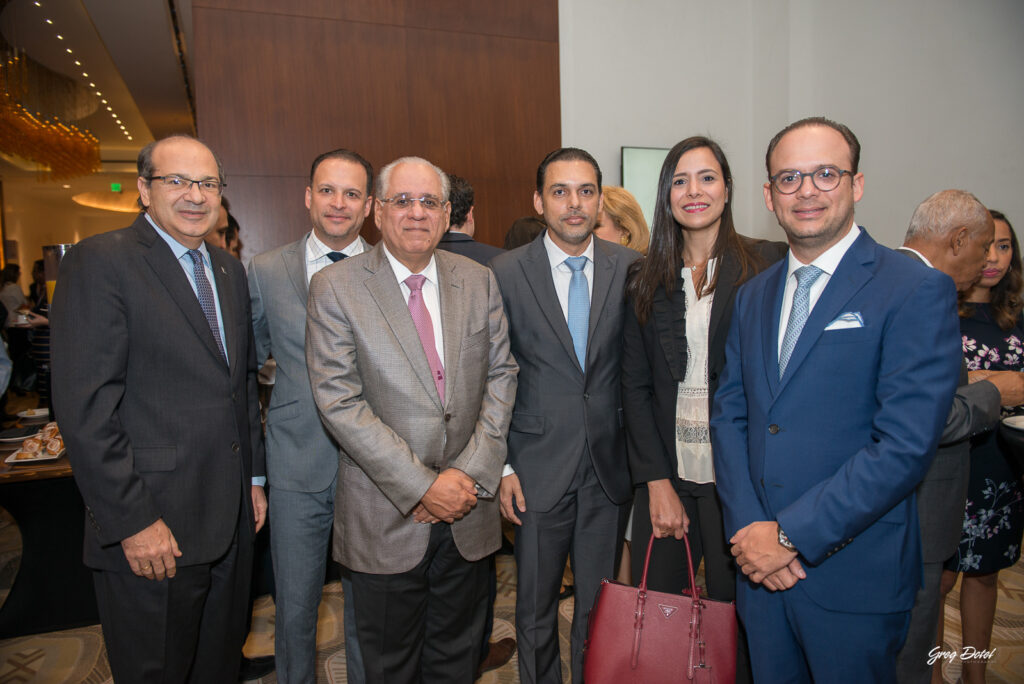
[947,304,1024,573]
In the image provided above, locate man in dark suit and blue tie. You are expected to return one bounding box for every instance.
[710,118,963,682]
[491,147,638,684]
[51,135,266,682]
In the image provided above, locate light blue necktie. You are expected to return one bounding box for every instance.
[565,256,589,368]
[186,249,228,363]
[779,265,823,378]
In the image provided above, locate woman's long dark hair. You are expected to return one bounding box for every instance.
[625,136,764,325]
[960,210,1023,330]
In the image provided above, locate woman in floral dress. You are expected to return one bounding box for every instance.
[934,210,1024,684]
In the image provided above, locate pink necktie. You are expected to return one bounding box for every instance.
[404,275,445,402]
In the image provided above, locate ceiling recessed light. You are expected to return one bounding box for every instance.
[65,48,72,53]
[100,99,107,104]
[45,18,52,24]
[35,3,42,8]
[62,184,70,189]
[73,60,80,66]
[127,136,133,141]
[56,34,63,40]
[88,82,95,87]
[95,91,102,96]
[81,72,88,77]
[106,106,112,111]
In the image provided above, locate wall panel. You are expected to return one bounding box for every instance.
[193,0,560,259]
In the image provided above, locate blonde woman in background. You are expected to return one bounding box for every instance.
[595,186,650,254]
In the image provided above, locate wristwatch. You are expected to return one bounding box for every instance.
[777,525,797,552]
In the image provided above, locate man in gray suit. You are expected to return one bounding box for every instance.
[306,156,518,683]
[247,148,373,683]
[51,135,265,682]
[490,147,638,684]
[895,189,1024,682]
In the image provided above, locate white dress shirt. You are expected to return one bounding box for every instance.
[778,223,862,358]
[543,231,595,321]
[305,231,366,285]
[382,245,445,368]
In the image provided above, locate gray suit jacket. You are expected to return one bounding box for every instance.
[897,247,1001,561]
[51,214,264,571]
[305,245,518,574]
[248,233,369,492]
[489,233,639,512]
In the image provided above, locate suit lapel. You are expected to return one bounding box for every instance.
[134,217,229,369]
[209,249,239,376]
[363,246,443,408]
[586,239,617,366]
[436,251,464,407]
[284,235,309,304]
[652,268,686,381]
[760,261,787,396]
[776,232,876,392]
[521,235,581,372]
[708,249,740,353]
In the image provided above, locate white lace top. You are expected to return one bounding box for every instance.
[675,259,716,484]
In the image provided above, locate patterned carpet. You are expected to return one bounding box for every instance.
[1,513,1022,682]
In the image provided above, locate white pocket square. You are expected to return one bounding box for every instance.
[825,312,864,330]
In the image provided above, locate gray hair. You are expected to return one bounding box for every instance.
[376,156,450,202]
[904,189,991,242]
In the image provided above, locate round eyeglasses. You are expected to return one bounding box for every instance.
[769,166,852,195]
[379,194,446,212]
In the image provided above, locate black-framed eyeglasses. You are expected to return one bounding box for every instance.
[769,166,852,195]
[146,175,226,195]
[379,194,446,212]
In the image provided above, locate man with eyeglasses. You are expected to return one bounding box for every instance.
[247,148,373,683]
[710,117,962,682]
[51,134,266,682]
[305,156,518,683]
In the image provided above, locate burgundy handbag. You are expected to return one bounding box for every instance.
[583,532,737,683]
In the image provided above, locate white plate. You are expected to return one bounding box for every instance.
[1002,415,1024,431]
[17,408,49,419]
[0,429,40,444]
[5,448,64,464]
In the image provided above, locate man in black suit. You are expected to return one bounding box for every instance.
[490,148,638,684]
[51,135,266,683]
[894,189,1024,683]
[437,174,504,266]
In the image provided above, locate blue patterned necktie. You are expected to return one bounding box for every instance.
[565,256,590,368]
[186,249,227,363]
[779,264,823,378]
[326,251,346,262]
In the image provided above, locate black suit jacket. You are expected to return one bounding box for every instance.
[51,214,265,571]
[490,233,638,512]
[438,231,505,266]
[622,237,787,485]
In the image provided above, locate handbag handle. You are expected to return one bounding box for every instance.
[638,531,700,600]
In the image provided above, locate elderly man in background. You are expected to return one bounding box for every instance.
[306,156,517,683]
[51,134,265,682]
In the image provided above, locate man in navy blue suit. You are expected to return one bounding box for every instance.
[710,118,962,683]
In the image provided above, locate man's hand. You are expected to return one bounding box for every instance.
[730,521,798,584]
[419,468,478,523]
[412,503,441,524]
[760,558,806,591]
[981,370,1024,407]
[647,479,690,539]
[251,485,267,533]
[499,473,527,525]
[121,519,182,581]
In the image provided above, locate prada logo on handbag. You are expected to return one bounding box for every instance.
[658,604,678,619]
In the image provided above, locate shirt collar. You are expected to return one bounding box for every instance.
[896,246,935,269]
[786,223,861,280]
[381,243,439,287]
[543,230,595,270]
[307,231,364,261]
[146,212,211,267]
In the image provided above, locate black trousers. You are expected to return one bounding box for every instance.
[350,522,488,684]
[93,506,253,684]
[631,478,751,683]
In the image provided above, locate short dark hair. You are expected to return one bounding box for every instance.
[765,116,861,175]
[137,134,226,209]
[535,147,602,194]
[448,174,474,229]
[1,263,20,284]
[309,149,374,196]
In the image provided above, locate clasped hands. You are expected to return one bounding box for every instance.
[413,468,478,523]
[730,521,806,592]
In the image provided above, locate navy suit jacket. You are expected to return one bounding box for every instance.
[710,229,961,615]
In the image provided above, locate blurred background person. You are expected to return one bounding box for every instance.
[503,216,546,250]
[621,136,785,683]
[936,209,1024,684]
[594,186,650,254]
[438,173,505,266]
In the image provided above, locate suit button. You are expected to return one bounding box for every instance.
[583,393,590,400]
[232,392,237,402]
[768,424,780,434]
[231,442,240,453]
[444,413,452,422]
